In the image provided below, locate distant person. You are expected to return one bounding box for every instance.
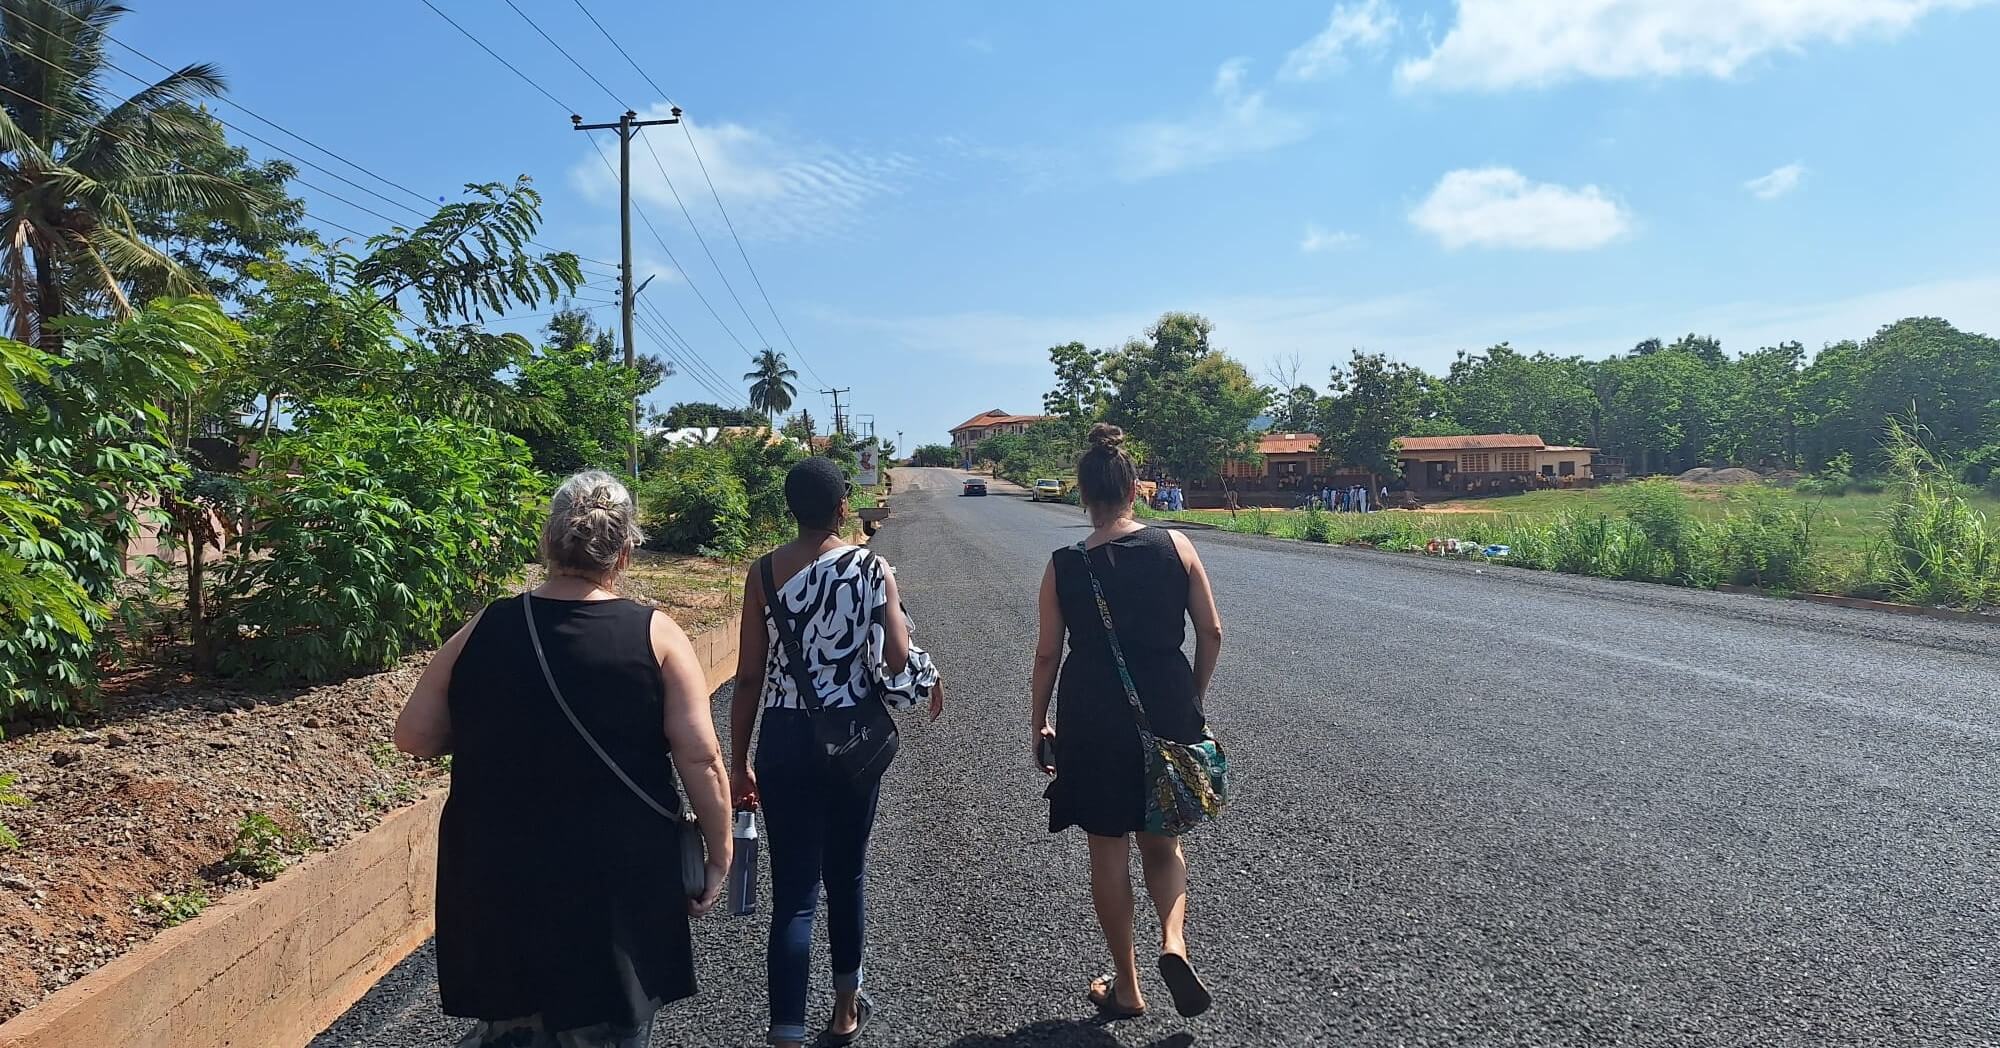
[1032,424,1225,1021]
[396,471,733,1048]
[730,458,943,1048]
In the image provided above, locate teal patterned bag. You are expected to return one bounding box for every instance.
[1072,540,1227,836]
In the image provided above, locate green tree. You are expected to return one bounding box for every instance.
[1270,383,1321,432]
[909,443,954,467]
[1043,340,1108,430]
[1797,318,2000,471]
[509,312,660,475]
[1713,341,1805,467]
[780,408,815,442]
[1317,351,1435,480]
[1104,313,1267,482]
[126,109,315,304]
[744,348,798,422]
[658,401,760,429]
[1597,348,1722,474]
[0,0,269,344]
[1441,343,1596,445]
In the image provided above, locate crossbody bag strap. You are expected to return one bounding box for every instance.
[761,553,829,714]
[1071,540,1155,736]
[520,595,678,820]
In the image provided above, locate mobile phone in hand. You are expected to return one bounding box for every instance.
[1037,736,1057,770]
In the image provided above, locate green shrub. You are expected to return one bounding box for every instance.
[219,403,540,681]
[222,812,296,881]
[142,889,212,927]
[1613,478,1707,583]
[0,304,238,724]
[639,442,750,556]
[1299,506,1333,543]
[720,434,807,544]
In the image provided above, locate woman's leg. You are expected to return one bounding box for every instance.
[1135,832,1190,959]
[820,773,882,1035]
[758,714,823,1047]
[1086,832,1145,1010]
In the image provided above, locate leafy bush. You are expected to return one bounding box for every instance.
[722,434,808,544]
[143,889,212,927]
[1299,506,1333,543]
[222,812,296,881]
[219,403,540,681]
[639,441,750,556]
[910,443,956,467]
[1613,479,1707,584]
[0,303,239,725]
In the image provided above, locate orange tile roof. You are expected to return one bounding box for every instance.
[1257,433,1324,455]
[1396,433,1545,452]
[949,410,1049,433]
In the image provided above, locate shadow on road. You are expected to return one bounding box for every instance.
[940,1020,1196,1048]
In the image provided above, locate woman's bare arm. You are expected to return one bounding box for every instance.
[655,611,732,915]
[1030,561,1062,772]
[394,609,482,757]
[876,556,911,676]
[729,565,767,794]
[1171,530,1224,708]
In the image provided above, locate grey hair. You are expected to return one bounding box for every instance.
[542,471,645,577]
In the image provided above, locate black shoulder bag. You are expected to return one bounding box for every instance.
[760,553,900,787]
[521,595,707,898]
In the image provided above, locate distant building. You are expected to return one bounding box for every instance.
[948,409,1051,468]
[1216,431,1597,495]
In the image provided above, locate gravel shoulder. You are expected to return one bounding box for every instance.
[319,468,2000,1047]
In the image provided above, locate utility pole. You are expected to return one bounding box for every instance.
[574,107,681,477]
[821,387,851,438]
[859,414,876,442]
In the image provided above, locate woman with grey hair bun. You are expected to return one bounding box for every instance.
[396,470,733,1048]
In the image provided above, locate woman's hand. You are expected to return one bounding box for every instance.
[730,766,759,811]
[689,860,727,916]
[1034,724,1057,776]
[928,677,945,722]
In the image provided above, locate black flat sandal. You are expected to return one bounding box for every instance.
[818,991,873,1047]
[1158,953,1213,1018]
[1088,975,1146,1020]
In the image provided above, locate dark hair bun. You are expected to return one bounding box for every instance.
[1087,423,1125,450]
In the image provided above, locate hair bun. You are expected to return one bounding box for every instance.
[1087,423,1125,450]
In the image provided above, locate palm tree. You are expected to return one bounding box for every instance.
[1,0,264,346]
[744,347,798,423]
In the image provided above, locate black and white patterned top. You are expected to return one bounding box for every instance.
[761,545,938,711]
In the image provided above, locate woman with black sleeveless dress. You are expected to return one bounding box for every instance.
[395,471,733,1048]
[1032,424,1225,1022]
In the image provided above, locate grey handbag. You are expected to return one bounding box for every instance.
[521,595,706,899]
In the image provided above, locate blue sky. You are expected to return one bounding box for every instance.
[125,1,2000,448]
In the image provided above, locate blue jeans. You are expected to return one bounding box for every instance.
[756,709,880,1044]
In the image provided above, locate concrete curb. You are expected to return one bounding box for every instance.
[1713,584,1998,625]
[0,614,745,1048]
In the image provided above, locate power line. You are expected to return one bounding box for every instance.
[635,130,773,351]
[419,0,573,114]
[583,134,756,360]
[4,0,622,270]
[570,0,829,387]
[503,0,628,111]
[637,296,742,403]
[635,312,742,408]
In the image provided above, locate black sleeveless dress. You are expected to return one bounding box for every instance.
[435,594,697,1033]
[1047,527,1206,837]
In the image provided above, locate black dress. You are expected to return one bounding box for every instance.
[1047,526,1206,837]
[436,594,697,1034]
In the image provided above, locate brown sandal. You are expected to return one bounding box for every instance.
[1088,975,1146,1019]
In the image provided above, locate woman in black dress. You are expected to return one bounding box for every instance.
[395,471,733,1048]
[1032,424,1225,1021]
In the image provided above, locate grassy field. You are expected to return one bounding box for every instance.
[1147,479,2000,607]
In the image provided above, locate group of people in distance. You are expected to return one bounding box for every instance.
[395,422,1226,1047]
[1310,483,1379,513]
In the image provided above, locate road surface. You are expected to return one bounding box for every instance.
[316,467,2000,1047]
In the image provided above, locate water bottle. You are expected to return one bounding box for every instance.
[728,810,759,917]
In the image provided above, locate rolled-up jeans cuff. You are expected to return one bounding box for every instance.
[768,1023,808,1044]
[833,966,864,992]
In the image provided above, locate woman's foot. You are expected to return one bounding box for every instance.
[820,991,872,1046]
[1088,974,1147,1019]
[1157,951,1213,1018]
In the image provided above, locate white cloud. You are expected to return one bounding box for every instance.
[1410,167,1632,251]
[1117,59,1311,179]
[1745,162,1807,200]
[1396,0,1992,91]
[572,107,914,242]
[1280,0,1400,81]
[1300,225,1360,252]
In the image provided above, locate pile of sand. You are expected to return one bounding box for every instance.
[1677,466,1765,485]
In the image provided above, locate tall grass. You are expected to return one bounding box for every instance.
[1864,421,1998,608]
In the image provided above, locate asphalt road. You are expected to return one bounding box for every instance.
[316,467,2000,1047]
